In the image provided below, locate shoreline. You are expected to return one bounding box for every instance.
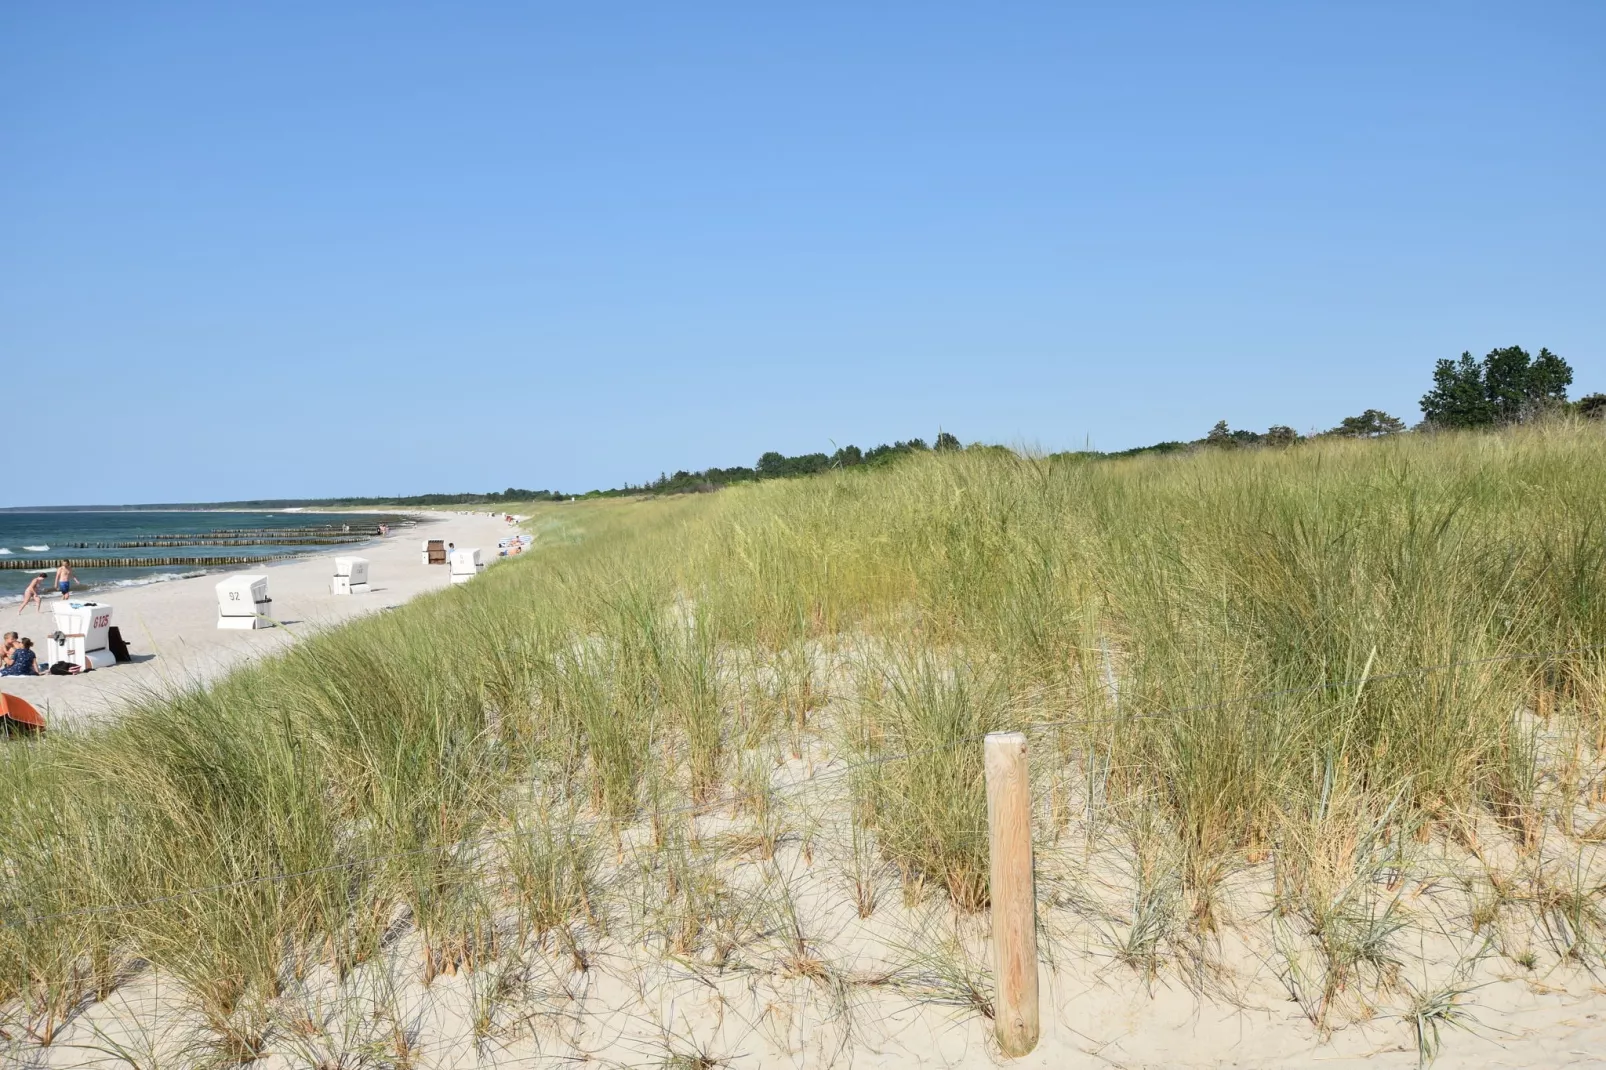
[0,530,396,606]
[0,510,514,729]
[0,510,436,604]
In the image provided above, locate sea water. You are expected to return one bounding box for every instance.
[0,511,409,603]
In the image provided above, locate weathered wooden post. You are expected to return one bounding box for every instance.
[985,731,1039,1056]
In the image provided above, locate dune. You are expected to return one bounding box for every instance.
[5,433,1606,1068]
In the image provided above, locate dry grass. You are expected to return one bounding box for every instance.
[3,420,1606,1064]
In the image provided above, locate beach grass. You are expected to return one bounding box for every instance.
[3,420,1605,1062]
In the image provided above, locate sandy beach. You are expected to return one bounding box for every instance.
[1,510,516,729]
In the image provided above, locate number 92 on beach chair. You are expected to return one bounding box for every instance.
[216,575,274,629]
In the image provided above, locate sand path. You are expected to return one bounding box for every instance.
[3,511,515,729]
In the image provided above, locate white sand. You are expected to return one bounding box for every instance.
[23,801,1606,1069]
[1,511,515,728]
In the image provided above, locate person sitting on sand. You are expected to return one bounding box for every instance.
[2,632,17,660]
[1,638,40,676]
[54,560,76,600]
[18,573,47,614]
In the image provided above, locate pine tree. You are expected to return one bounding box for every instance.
[1420,347,1573,428]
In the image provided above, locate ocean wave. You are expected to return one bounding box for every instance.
[22,545,49,552]
[0,568,212,605]
[0,549,9,555]
[104,571,210,588]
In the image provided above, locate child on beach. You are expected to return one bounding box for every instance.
[1,638,39,676]
[2,632,17,660]
[54,560,76,600]
[19,573,47,614]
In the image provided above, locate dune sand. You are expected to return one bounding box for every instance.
[6,513,1605,1068]
[19,749,1606,1069]
[1,511,514,728]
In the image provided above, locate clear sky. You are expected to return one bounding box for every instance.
[2,2,1602,505]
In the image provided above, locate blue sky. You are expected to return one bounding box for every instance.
[2,2,1601,504]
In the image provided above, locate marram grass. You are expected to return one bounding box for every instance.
[2,421,1605,1054]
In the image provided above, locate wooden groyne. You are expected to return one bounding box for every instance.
[61,537,370,549]
[155,528,375,539]
[0,555,300,571]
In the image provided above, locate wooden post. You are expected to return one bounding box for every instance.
[985,731,1039,1057]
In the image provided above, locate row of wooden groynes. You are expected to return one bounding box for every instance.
[155,528,372,538]
[0,555,300,570]
[60,537,371,548]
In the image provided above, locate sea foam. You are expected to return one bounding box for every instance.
[0,569,212,606]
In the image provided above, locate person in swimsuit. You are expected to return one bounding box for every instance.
[1,632,17,660]
[54,560,76,600]
[1,637,39,676]
[19,573,47,614]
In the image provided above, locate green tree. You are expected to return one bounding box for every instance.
[1329,409,1406,437]
[934,431,961,451]
[1420,346,1573,428]
[1526,347,1574,410]
[1265,425,1299,446]
[756,451,830,479]
[1578,393,1606,420]
[1206,420,1234,447]
[1482,346,1531,420]
[1421,352,1494,428]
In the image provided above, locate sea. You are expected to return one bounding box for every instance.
[0,511,413,603]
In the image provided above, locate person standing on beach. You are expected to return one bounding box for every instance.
[54,560,76,600]
[18,574,46,614]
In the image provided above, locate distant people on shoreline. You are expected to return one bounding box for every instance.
[55,560,76,600]
[18,573,47,614]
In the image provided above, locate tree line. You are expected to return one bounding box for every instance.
[554,348,1599,497]
[195,346,1596,509]
[1089,345,1600,458]
[582,431,964,499]
[210,432,965,508]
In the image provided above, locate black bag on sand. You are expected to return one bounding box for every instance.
[108,626,132,663]
[49,661,72,676]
